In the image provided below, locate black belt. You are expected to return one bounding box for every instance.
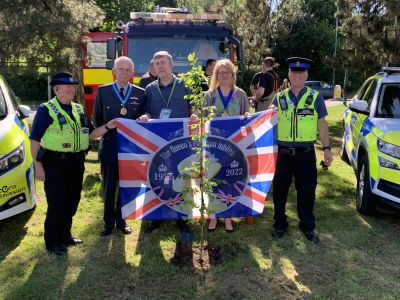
[46,150,86,159]
[278,146,313,156]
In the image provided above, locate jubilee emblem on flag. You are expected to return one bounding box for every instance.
[117,110,278,220]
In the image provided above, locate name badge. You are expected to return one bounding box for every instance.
[81,128,89,134]
[298,108,314,116]
[159,108,172,119]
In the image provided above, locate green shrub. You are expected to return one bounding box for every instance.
[3,71,49,104]
[237,68,258,96]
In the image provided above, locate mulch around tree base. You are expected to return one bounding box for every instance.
[171,241,243,269]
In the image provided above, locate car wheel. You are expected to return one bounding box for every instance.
[356,156,376,215]
[340,126,350,164]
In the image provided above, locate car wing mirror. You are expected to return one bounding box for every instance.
[349,100,369,115]
[106,60,114,70]
[18,105,31,119]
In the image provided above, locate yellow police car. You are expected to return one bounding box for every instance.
[341,67,400,215]
[0,75,36,220]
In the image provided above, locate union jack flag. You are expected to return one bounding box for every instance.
[117,110,277,220]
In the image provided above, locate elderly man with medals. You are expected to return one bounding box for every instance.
[93,56,147,236]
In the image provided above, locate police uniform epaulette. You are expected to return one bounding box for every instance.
[131,84,145,91]
[98,83,113,89]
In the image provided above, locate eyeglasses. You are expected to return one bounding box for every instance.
[217,71,232,76]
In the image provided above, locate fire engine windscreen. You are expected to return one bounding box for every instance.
[128,37,228,74]
[86,42,107,68]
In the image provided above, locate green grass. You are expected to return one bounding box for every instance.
[1,105,400,299]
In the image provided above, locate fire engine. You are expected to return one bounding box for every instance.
[81,7,244,116]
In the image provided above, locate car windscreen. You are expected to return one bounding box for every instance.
[0,87,7,119]
[376,83,400,119]
[127,37,228,74]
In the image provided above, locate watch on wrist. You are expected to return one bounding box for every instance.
[322,146,331,151]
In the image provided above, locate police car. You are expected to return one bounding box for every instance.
[0,75,36,220]
[341,67,400,215]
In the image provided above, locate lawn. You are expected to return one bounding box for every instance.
[1,105,400,299]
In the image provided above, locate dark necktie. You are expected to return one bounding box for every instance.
[119,87,125,99]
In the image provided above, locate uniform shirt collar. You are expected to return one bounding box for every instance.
[115,82,130,91]
[288,86,307,99]
[55,97,72,107]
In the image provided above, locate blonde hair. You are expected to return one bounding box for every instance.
[153,51,173,62]
[209,59,237,91]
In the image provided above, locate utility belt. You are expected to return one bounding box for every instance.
[278,145,313,156]
[37,148,87,161]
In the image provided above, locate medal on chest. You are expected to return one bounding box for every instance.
[120,107,127,115]
[113,83,131,116]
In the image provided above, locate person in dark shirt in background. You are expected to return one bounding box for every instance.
[201,58,217,91]
[253,57,280,112]
[139,59,158,89]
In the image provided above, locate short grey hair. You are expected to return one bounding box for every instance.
[114,56,134,70]
[153,51,173,62]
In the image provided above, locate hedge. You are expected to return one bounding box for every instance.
[2,71,49,104]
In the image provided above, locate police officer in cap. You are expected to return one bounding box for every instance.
[270,57,333,243]
[30,72,94,255]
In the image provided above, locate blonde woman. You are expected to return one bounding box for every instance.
[205,59,249,233]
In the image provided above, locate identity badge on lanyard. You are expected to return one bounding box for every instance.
[112,83,131,115]
[157,79,176,119]
[217,87,234,116]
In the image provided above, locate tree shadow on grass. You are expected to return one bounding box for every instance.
[4,248,70,299]
[4,216,130,299]
[133,219,268,298]
[81,173,102,199]
[0,207,35,262]
[61,228,130,298]
[258,164,400,298]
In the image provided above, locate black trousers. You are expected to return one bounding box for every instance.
[272,146,317,232]
[42,152,85,249]
[101,162,126,230]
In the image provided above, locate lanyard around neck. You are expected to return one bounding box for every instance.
[217,87,234,110]
[156,78,176,108]
[112,83,131,106]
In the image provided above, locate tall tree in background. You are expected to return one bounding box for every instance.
[94,0,153,31]
[270,0,337,81]
[211,0,273,67]
[95,0,197,31]
[204,0,337,81]
[337,0,400,83]
[0,0,104,73]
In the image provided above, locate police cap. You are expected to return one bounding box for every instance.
[50,72,78,86]
[286,57,313,71]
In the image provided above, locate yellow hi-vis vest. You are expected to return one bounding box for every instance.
[41,98,89,152]
[277,87,319,142]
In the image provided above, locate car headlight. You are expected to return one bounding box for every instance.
[377,139,400,160]
[378,157,400,170]
[0,143,25,176]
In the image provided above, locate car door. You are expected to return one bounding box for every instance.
[349,79,377,161]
